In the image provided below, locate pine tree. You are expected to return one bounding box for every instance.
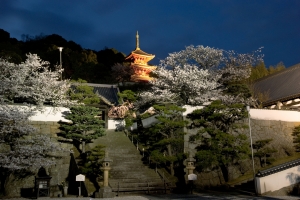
[79,144,105,186]
[59,106,105,154]
[253,139,277,167]
[187,100,249,182]
[68,79,100,105]
[143,104,187,176]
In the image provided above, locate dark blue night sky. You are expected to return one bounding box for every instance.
[0,0,299,67]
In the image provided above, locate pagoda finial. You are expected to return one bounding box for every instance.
[136,31,140,50]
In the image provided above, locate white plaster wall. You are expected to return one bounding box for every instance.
[130,115,158,130]
[250,109,300,122]
[29,106,71,122]
[108,119,125,130]
[1,105,71,122]
[141,115,158,127]
[256,165,300,194]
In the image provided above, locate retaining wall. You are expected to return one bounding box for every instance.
[183,109,300,187]
[2,120,72,198]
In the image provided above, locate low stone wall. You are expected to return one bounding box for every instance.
[29,121,61,135]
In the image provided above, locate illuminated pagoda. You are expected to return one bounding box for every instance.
[125,31,156,82]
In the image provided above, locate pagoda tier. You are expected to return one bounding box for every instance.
[131,64,157,82]
[125,31,156,82]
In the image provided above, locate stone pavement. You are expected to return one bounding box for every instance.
[2,192,300,200]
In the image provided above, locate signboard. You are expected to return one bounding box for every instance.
[188,173,197,181]
[76,174,85,181]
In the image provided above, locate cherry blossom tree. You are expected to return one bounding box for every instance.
[139,45,263,106]
[160,45,223,70]
[139,65,220,106]
[0,53,73,106]
[0,54,73,195]
[0,53,74,171]
[0,104,68,195]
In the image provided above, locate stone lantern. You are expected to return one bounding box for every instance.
[186,156,197,194]
[186,156,196,175]
[101,153,112,187]
[96,153,115,198]
[35,167,52,198]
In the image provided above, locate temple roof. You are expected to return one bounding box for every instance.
[88,83,120,106]
[253,63,300,107]
[71,83,120,106]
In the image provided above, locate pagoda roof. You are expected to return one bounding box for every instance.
[253,63,300,107]
[131,48,154,57]
[126,48,155,60]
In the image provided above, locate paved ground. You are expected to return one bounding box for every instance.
[2,192,300,200]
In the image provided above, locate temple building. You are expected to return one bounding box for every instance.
[125,31,156,82]
[253,62,300,109]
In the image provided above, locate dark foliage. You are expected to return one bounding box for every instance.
[0,29,126,83]
[187,100,249,182]
[253,139,277,167]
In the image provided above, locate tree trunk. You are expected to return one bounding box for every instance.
[167,144,174,176]
[170,161,174,176]
[82,141,85,153]
[0,169,8,195]
[259,157,263,167]
[220,164,229,182]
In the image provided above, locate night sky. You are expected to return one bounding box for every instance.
[0,0,299,67]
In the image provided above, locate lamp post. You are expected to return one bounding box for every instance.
[58,47,63,80]
[246,105,257,194]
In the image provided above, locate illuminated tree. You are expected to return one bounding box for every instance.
[139,45,263,106]
[0,53,73,106]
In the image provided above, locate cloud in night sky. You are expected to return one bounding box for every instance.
[0,0,299,67]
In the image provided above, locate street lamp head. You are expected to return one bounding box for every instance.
[58,47,63,52]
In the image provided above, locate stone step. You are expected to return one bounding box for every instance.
[86,130,165,192]
[110,174,160,179]
[110,169,158,174]
[110,182,163,187]
[109,179,162,184]
[110,176,161,180]
[111,186,165,192]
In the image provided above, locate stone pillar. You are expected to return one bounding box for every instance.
[102,165,110,187]
[100,153,112,187]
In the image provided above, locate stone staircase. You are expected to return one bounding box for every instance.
[87,130,167,194]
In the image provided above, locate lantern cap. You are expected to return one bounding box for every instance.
[101,152,113,163]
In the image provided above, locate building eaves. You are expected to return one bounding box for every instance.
[253,63,300,106]
[256,158,300,177]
